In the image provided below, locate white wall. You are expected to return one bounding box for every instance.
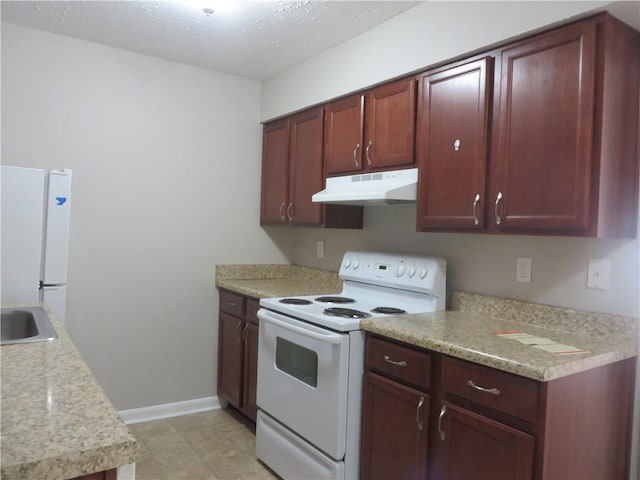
[289,207,639,317]
[1,23,292,410]
[261,1,624,120]
[260,1,640,477]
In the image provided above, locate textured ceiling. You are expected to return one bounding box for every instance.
[0,1,420,80]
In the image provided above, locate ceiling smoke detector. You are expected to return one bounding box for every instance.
[202,7,214,15]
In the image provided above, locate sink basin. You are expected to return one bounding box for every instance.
[1,307,57,345]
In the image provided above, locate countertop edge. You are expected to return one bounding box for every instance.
[361,319,637,382]
[1,304,142,480]
[0,439,140,480]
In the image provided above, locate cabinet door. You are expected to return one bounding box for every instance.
[241,321,259,422]
[261,119,290,224]
[361,372,429,480]
[72,470,116,480]
[217,312,244,407]
[364,78,416,170]
[417,58,492,230]
[491,21,597,232]
[324,94,365,175]
[436,401,534,480]
[289,107,324,226]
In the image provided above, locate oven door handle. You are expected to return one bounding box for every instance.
[262,313,343,345]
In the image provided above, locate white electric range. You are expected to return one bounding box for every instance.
[256,251,447,480]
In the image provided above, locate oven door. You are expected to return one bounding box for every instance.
[257,308,350,460]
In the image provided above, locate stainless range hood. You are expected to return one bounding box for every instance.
[312,168,418,205]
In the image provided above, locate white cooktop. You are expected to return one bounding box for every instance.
[260,251,447,332]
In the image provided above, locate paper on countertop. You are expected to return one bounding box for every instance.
[493,330,589,355]
[532,343,590,355]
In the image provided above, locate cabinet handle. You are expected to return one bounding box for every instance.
[226,301,237,307]
[416,396,425,431]
[235,321,244,340]
[383,355,407,367]
[286,202,293,222]
[353,143,360,167]
[279,202,286,221]
[365,140,373,165]
[495,191,503,225]
[438,403,447,441]
[454,139,461,151]
[241,325,248,341]
[466,379,501,396]
[472,193,481,226]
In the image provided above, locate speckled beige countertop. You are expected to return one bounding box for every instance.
[1,305,141,480]
[215,264,341,298]
[215,265,638,383]
[362,292,638,382]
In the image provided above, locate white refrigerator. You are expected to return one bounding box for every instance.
[1,165,72,323]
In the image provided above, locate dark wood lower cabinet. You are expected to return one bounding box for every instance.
[240,321,259,421]
[217,311,244,407]
[436,401,534,480]
[361,334,636,480]
[72,469,116,480]
[360,372,430,480]
[217,290,259,422]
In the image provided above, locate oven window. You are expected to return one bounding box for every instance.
[275,337,318,387]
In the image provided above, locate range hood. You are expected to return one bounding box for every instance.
[312,168,418,205]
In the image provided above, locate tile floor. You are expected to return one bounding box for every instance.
[129,408,278,480]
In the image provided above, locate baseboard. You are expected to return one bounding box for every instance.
[118,396,222,424]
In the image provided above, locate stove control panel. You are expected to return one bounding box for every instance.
[340,251,446,297]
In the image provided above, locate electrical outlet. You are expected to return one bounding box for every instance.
[316,240,325,259]
[587,258,610,290]
[516,257,532,283]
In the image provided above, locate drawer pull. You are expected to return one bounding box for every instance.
[226,301,237,307]
[438,403,447,441]
[467,379,501,396]
[416,396,425,431]
[383,355,407,367]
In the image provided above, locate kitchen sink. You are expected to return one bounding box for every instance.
[1,307,57,345]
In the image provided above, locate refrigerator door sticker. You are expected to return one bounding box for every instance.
[56,197,67,205]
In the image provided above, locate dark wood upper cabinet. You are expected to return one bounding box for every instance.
[489,14,640,237]
[417,57,493,230]
[260,119,290,225]
[364,78,417,170]
[324,95,365,175]
[325,77,416,176]
[288,107,324,226]
[260,107,363,229]
[414,13,639,237]
[491,20,597,233]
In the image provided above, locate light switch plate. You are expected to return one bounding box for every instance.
[587,258,611,290]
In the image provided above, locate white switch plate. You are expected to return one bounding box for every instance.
[587,258,611,290]
[316,240,325,259]
[516,257,532,283]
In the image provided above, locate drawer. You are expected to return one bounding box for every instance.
[246,298,260,325]
[219,290,245,317]
[441,356,538,422]
[366,335,431,390]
